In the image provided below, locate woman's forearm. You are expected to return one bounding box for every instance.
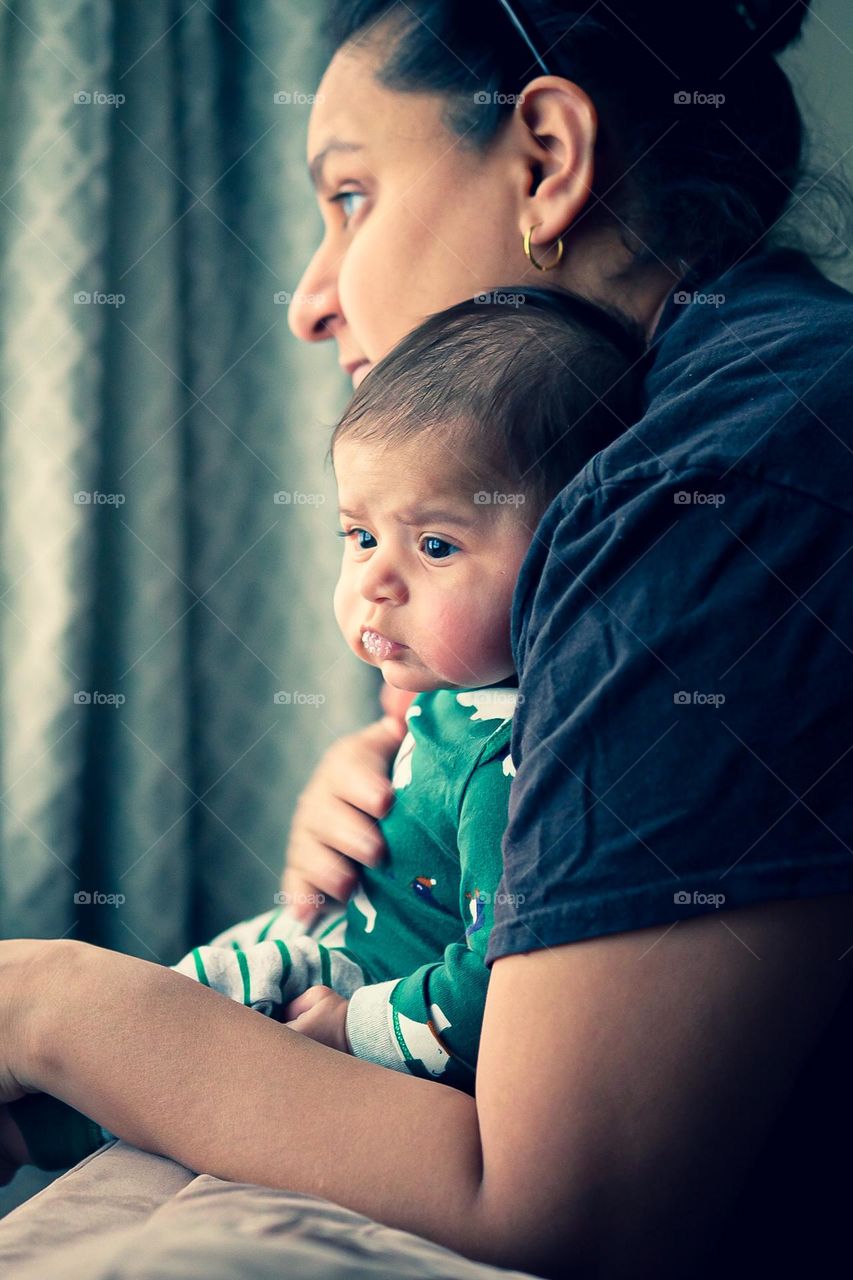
[24,941,496,1265]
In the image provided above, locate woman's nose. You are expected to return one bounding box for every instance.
[287,242,343,344]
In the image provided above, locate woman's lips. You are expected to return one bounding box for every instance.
[361,629,406,661]
[352,362,372,388]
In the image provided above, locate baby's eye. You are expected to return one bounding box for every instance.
[338,527,377,550]
[421,536,459,560]
[328,190,366,225]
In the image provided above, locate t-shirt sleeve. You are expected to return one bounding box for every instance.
[485,465,853,966]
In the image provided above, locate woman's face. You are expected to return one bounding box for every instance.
[288,40,540,386]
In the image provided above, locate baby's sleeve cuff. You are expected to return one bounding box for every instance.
[345,979,409,1072]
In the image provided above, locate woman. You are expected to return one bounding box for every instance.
[2,2,852,1277]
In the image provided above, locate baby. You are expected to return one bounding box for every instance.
[4,285,644,1171]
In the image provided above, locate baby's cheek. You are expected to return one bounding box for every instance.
[453,593,514,682]
[332,574,355,638]
[429,599,494,679]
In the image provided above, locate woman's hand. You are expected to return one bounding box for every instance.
[283,985,351,1054]
[280,705,411,920]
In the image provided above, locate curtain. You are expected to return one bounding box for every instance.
[0,0,375,963]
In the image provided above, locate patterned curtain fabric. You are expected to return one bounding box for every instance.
[0,1,375,962]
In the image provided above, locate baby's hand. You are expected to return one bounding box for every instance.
[283,986,351,1055]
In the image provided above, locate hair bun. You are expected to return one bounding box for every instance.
[612,1,811,58]
[732,0,811,54]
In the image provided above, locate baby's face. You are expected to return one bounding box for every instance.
[333,435,532,691]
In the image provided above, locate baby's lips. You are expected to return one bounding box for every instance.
[361,628,404,661]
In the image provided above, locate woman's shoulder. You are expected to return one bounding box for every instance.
[571,247,853,517]
[648,246,853,373]
[508,247,853,673]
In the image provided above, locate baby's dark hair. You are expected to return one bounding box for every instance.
[330,287,646,520]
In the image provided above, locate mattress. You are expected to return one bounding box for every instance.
[0,1139,541,1279]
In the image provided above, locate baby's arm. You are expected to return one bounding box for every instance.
[345,941,489,1092]
[5,908,368,1173]
[345,746,511,1091]
[171,929,371,1014]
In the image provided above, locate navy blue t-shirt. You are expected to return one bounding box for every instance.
[486,247,853,964]
[484,247,853,1276]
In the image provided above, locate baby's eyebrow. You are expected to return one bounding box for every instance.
[396,508,476,528]
[338,506,477,529]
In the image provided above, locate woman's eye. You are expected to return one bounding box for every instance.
[421,536,459,560]
[329,190,366,224]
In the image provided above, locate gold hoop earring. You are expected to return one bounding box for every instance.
[524,223,565,272]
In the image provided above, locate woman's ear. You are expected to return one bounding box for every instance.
[514,76,598,248]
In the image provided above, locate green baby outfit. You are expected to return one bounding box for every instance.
[10,682,517,1168]
[343,683,519,1087]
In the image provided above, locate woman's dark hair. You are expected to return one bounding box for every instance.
[330,287,646,516]
[325,1,850,281]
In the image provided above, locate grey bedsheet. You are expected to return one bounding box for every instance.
[0,1139,541,1279]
